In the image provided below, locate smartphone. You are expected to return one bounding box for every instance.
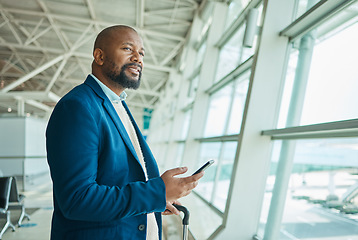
[192,159,215,175]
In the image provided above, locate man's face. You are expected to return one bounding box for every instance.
[103,29,145,89]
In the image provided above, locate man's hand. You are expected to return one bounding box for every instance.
[160,167,204,203]
[162,200,181,215]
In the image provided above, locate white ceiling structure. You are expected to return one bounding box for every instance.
[0,0,207,119]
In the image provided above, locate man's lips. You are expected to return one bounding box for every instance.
[126,64,142,75]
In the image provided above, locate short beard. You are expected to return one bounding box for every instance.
[107,62,142,90]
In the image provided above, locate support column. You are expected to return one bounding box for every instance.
[216,0,296,239]
[263,0,318,238]
[17,98,25,117]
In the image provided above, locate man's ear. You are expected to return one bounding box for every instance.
[93,48,104,66]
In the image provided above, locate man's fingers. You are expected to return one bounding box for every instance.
[184,171,204,183]
[164,202,180,215]
[161,167,204,202]
[167,167,188,177]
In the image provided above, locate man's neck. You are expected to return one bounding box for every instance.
[92,72,125,97]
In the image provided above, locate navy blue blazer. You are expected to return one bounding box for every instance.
[46,75,166,240]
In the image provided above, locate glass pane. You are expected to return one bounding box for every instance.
[215,25,245,82]
[225,0,252,30]
[279,7,358,127]
[227,72,250,134]
[187,75,199,104]
[180,110,192,140]
[300,21,358,125]
[213,142,238,212]
[174,143,185,167]
[195,142,222,202]
[294,0,323,22]
[261,138,358,240]
[195,42,207,69]
[203,84,233,137]
[257,141,281,238]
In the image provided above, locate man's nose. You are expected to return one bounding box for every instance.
[130,51,143,65]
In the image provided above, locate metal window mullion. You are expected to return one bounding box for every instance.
[215,0,262,48]
[196,134,240,142]
[206,56,253,95]
[262,118,358,138]
[263,0,319,238]
[280,0,356,42]
[270,130,358,140]
[210,142,224,204]
[223,82,236,135]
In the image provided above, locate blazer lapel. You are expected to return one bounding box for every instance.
[122,101,160,178]
[84,76,143,169]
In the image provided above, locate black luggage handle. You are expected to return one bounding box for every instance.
[173,204,190,240]
[173,204,189,225]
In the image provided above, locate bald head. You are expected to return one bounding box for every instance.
[94,25,138,52]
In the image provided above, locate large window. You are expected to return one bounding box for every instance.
[215,25,246,82]
[204,85,233,137]
[195,41,207,69]
[259,138,358,239]
[195,142,222,202]
[180,109,192,141]
[279,16,358,127]
[196,69,250,213]
[300,22,358,125]
[186,75,199,105]
[204,71,250,137]
[227,72,250,134]
[195,141,238,212]
[225,0,252,30]
[259,1,358,240]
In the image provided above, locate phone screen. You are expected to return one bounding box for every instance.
[192,159,215,175]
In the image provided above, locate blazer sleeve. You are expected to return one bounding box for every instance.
[46,94,166,222]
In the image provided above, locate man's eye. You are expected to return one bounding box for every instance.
[140,52,145,57]
[123,47,131,51]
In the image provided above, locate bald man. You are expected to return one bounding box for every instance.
[46,25,203,240]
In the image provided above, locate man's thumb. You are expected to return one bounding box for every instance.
[169,167,188,176]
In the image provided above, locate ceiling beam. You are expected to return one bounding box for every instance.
[0,90,60,102]
[25,25,52,46]
[145,7,195,15]
[25,99,51,111]
[45,56,68,92]
[143,33,159,65]
[37,0,69,50]
[0,42,174,73]
[0,54,65,93]
[0,10,23,45]
[136,0,145,28]
[45,23,94,92]
[85,0,101,32]
[24,17,45,45]
[159,41,184,66]
[1,22,94,94]
[2,7,185,42]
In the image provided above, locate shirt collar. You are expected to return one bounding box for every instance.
[90,74,127,102]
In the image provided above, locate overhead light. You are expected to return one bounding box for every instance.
[7,107,12,112]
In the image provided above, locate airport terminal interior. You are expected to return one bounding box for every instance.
[1,0,358,239]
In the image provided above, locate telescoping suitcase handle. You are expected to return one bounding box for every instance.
[173,204,190,240]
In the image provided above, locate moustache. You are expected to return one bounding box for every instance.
[123,63,142,73]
